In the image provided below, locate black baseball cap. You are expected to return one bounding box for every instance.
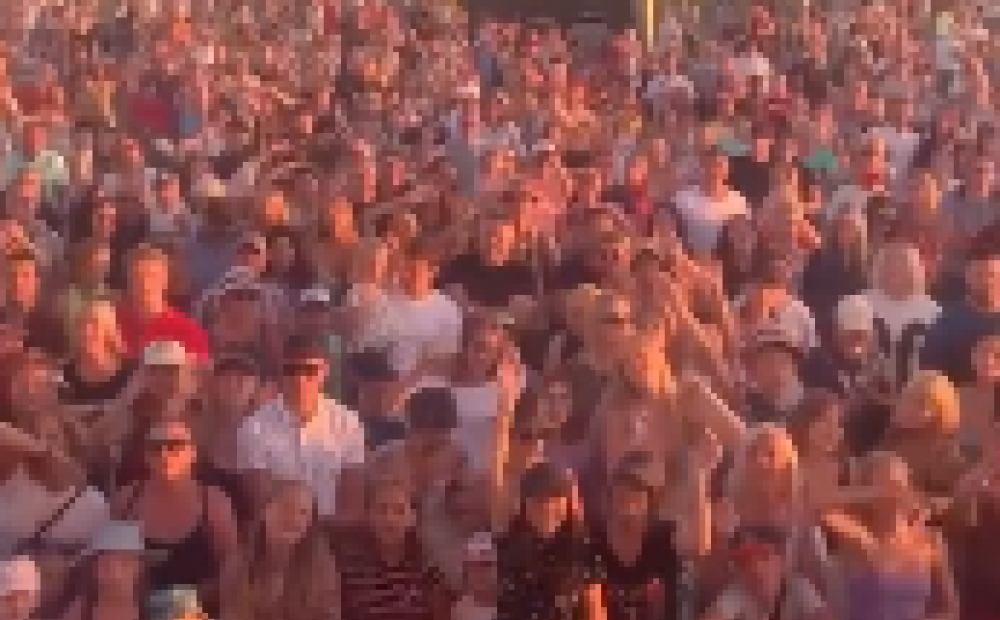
[405,387,458,432]
[520,462,574,500]
[349,349,397,383]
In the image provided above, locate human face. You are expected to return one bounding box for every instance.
[481,220,516,266]
[523,494,569,538]
[892,392,940,432]
[972,335,1000,383]
[806,404,844,455]
[400,257,434,299]
[748,431,791,478]
[128,257,169,308]
[93,552,143,594]
[968,258,1000,309]
[7,261,37,306]
[609,482,650,523]
[213,368,259,415]
[877,246,919,298]
[369,484,415,545]
[146,421,196,481]
[264,484,315,548]
[281,356,327,403]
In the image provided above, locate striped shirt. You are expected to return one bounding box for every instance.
[338,531,446,620]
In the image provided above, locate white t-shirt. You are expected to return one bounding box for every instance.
[673,187,749,256]
[0,468,109,551]
[365,291,463,376]
[237,396,366,517]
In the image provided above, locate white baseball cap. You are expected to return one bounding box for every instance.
[143,341,189,367]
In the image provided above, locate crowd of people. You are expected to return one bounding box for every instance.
[0,0,999,619]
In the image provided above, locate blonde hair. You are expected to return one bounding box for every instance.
[871,242,927,297]
[896,371,960,435]
[75,299,126,359]
[727,424,802,509]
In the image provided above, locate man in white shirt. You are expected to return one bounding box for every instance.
[673,148,749,257]
[237,335,366,523]
[366,243,463,378]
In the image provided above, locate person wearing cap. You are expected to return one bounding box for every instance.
[453,532,498,620]
[701,525,830,620]
[237,333,366,523]
[347,348,406,451]
[741,326,806,426]
[117,244,210,362]
[59,521,153,620]
[800,294,896,454]
[0,556,39,620]
[496,461,604,620]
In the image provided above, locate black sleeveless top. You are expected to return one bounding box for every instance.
[123,484,221,594]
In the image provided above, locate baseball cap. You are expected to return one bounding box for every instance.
[519,461,574,500]
[405,386,458,431]
[0,556,40,597]
[349,348,398,383]
[745,326,803,362]
[143,341,189,367]
[835,295,875,334]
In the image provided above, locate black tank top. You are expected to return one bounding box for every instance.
[124,484,221,593]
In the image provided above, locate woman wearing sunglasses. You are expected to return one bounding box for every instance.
[113,419,238,616]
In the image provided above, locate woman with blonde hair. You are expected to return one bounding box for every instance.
[882,371,968,496]
[822,452,959,620]
[716,424,832,594]
[61,299,133,408]
[220,478,338,620]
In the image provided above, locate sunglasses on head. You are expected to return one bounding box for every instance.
[282,362,323,377]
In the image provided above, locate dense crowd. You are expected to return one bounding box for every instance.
[1,0,1000,619]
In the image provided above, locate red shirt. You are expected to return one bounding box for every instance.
[117,305,212,361]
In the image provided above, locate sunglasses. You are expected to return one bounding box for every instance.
[282,363,323,377]
[515,429,549,443]
[601,315,632,326]
[147,439,191,453]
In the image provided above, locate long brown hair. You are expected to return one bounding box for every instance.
[221,480,338,620]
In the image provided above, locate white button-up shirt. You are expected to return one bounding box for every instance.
[237,395,366,517]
